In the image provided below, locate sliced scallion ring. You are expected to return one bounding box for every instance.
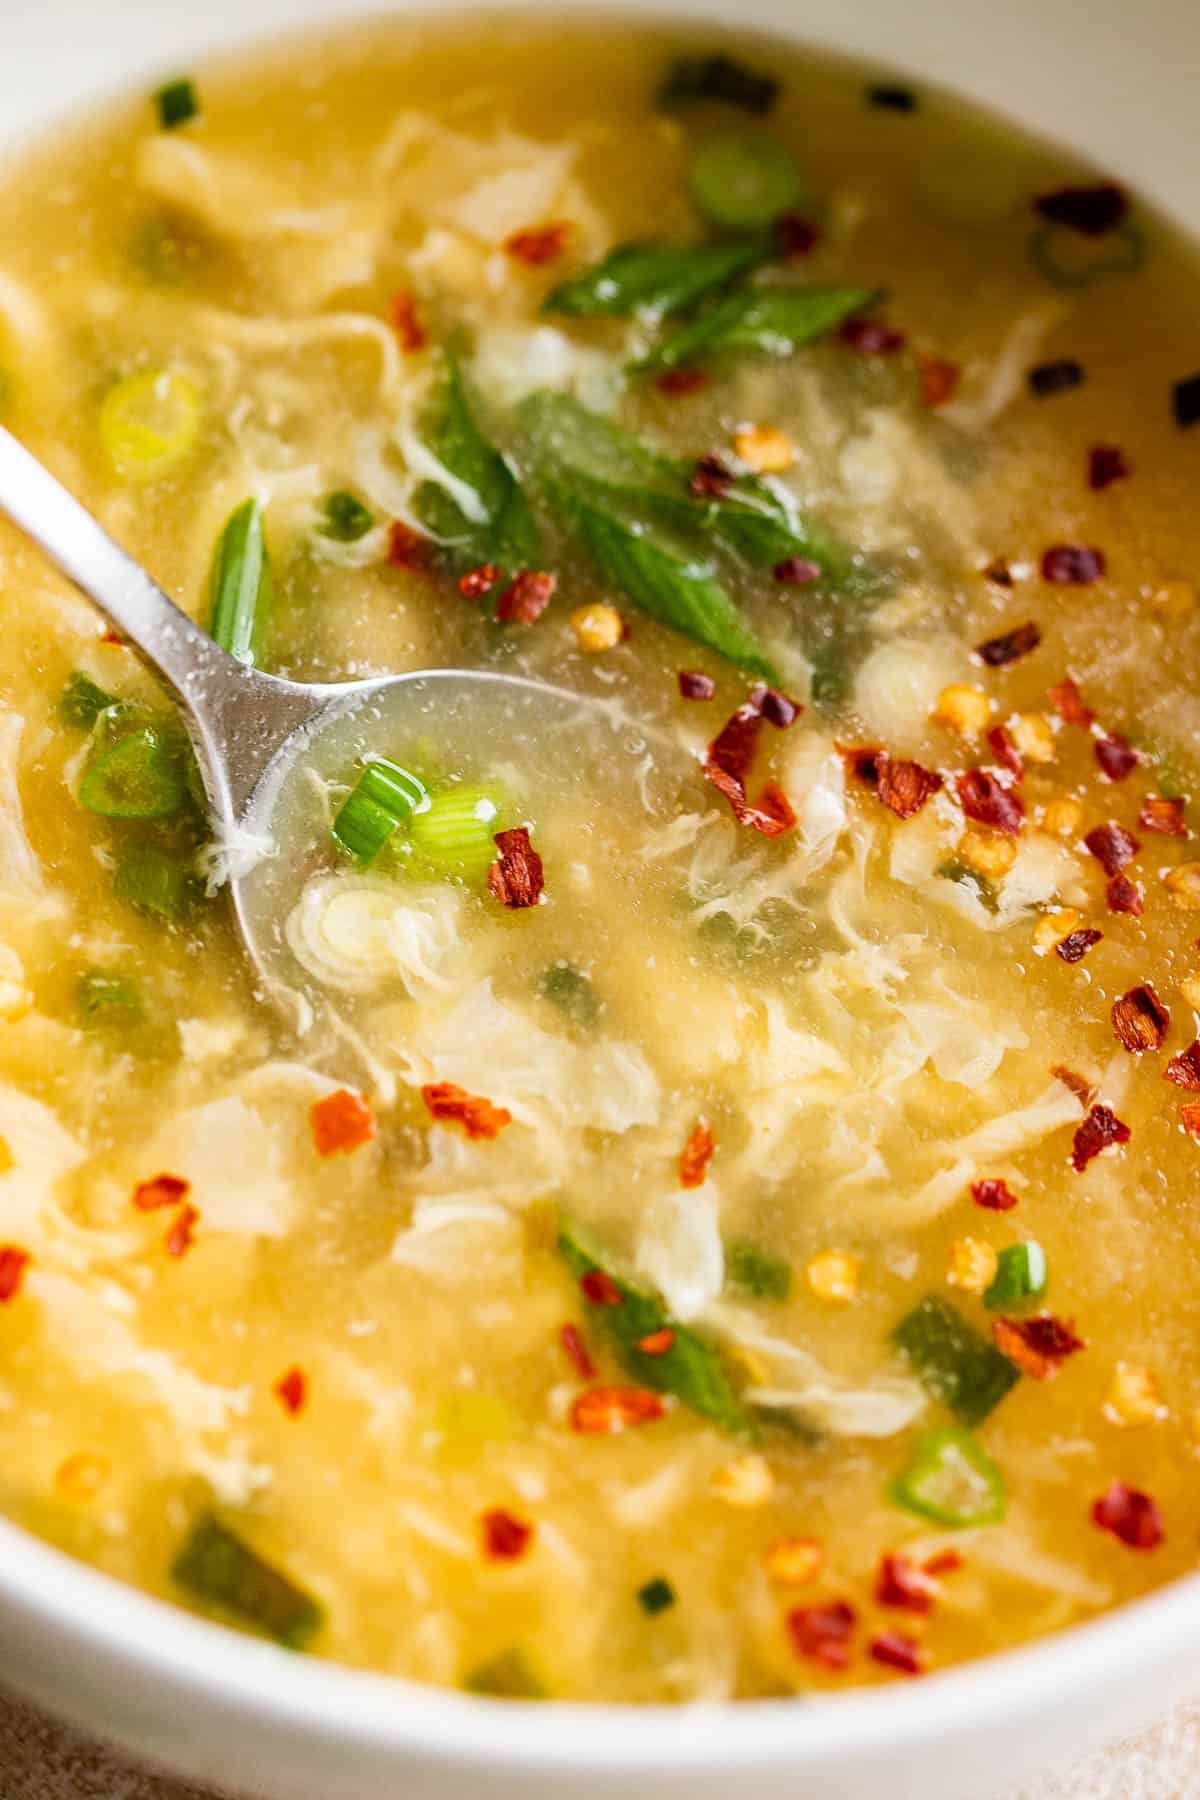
[332,759,428,865]
[688,131,805,231]
[99,368,202,478]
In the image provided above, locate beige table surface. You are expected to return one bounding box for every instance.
[1,1686,1198,1800]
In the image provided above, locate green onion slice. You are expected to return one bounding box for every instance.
[319,490,374,542]
[409,784,504,876]
[890,1427,1007,1528]
[726,1239,792,1302]
[332,759,427,865]
[99,368,202,478]
[112,840,191,920]
[208,499,272,667]
[77,970,143,1023]
[172,1513,323,1648]
[984,1241,1048,1311]
[78,725,186,820]
[688,131,805,231]
[1029,220,1146,290]
[892,1294,1020,1427]
[58,672,117,730]
[636,1576,677,1616]
[155,77,200,130]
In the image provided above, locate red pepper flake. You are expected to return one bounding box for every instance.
[916,353,961,408]
[100,627,128,646]
[955,769,1024,835]
[1091,1480,1163,1550]
[876,757,944,821]
[678,669,716,701]
[132,1173,190,1213]
[774,212,821,258]
[569,1386,667,1434]
[839,317,906,354]
[993,1313,1084,1378]
[703,704,796,837]
[487,826,545,910]
[761,688,800,729]
[1139,795,1187,836]
[982,558,1015,588]
[496,570,557,624]
[655,367,708,395]
[580,1269,624,1308]
[559,1322,598,1381]
[923,1548,964,1577]
[1088,445,1129,490]
[1111,985,1169,1053]
[976,621,1041,668]
[972,1177,1018,1212]
[421,1081,512,1141]
[0,1246,30,1302]
[165,1203,199,1260]
[503,222,570,265]
[987,724,1024,782]
[688,454,734,499]
[1055,927,1103,965]
[1071,1103,1131,1171]
[1180,1102,1200,1140]
[310,1089,377,1158]
[1049,677,1096,727]
[868,1631,925,1677]
[389,288,427,352]
[875,1552,935,1615]
[1035,183,1127,236]
[1165,1042,1200,1090]
[387,520,431,569]
[787,1601,857,1670]
[1084,821,1139,876]
[273,1366,307,1417]
[480,1507,534,1562]
[773,556,821,585]
[679,1118,715,1189]
[1042,545,1106,584]
[637,1329,676,1357]
[458,563,499,600]
[1054,1063,1097,1106]
[1095,733,1139,783]
[1106,874,1144,916]
[839,743,885,787]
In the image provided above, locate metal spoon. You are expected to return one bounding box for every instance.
[0,425,664,1006]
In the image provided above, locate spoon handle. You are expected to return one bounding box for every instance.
[0,424,326,818]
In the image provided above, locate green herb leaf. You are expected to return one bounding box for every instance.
[636,284,879,373]
[78,725,187,820]
[726,1239,792,1302]
[58,672,117,730]
[892,1295,1020,1428]
[413,347,540,578]
[463,1647,547,1699]
[544,239,767,321]
[172,1513,323,1648]
[658,54,779,116]
[559,1222,754,1437]
[319,490,374,543]
[208,499,272,667]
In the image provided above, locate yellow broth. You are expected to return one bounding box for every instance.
[0,11,1194,1699]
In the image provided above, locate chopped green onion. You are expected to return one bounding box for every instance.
[890,1427,1007,1528]
[409,784,503,876]
[635,285,880,374]
[984,1241,1048,1311]
[658,54,779,116]
[544,239,768,321]
[892,1295,1020,1427]
[688,132,805,231]
[463,1647,547,1699]
[726,1239,792,1302]
[332,759,427,864]
[58,672,117,730]
[77,970,143,1023]
[636,1576,677,1616]
[112,840,191,920]
[78,726,186,820]
[171,1513,323,1648]
[154,77,200,130]
[99,368,202,479]
[934,857,999,914]
[319,490,374,543]
[413,346,541,577]
[1029,220,1146,290]
[538,962,601,1027]
[208,499,272,667]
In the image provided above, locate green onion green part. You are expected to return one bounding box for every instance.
[984,1242,1048,1311]
[538,962,601,1028]
[58,672,117,730]
[890,1427,1007,1528]
[635,284,879,374]
[77,970,143,1023]
[99,368,202,478]
[112,840,191,920]
[1028,220,1146,290]
[688,132,805,231]
[319,490,374,542]
[332,759,428,865]
[78,725,187,820]
[636,1576,677,1616]
[726,1239,793,1302]
[544,239,768,321]
[409,784,503,876]
[463,1648,547,1700]
[658,54,779,116]
[208,499,273,667]
[891,1294,1020,1428]
[154,78,200,131]
[413,346,540,578]
[171,1513,323,1648]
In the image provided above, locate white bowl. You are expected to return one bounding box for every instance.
[3,2,1199,1795]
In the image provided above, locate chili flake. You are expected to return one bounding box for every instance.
[756,687,800,729]
[1028,359,1084,396]
[273,1367,308,1417]
[1107,874,1144,916]
[688,454,734,499]
[1084,821,1139,876]
[310,1089,377,1158]
[1049,677,1096,727]
[956,769,1024,835]
[165,1203,199,1259]
[1172,373,1200,430]
[923,1549,965,1577]
[704,703,797,836]
[976,621,1041,668]
[0,1245,29,1302]
[580,1269,623,1307]
[1054,1064,1097,1106]
[655,368,708,395]
[458,564,499,600]
[421,1081,512,1140]
[764,1536,823,1585]
[1072,1104,1131,1171]
[559,1323,597,1381]
[480,1507,534,1562]
[839,317,906,354]
[774,212,820,258]
[488,826,545,909]
[387,520,431,569]
[877,757,944,820]
[868,1632,925,1676]
[971,1177,1019,1212]
[787,1601,857,1671]
[1055,928,1103,965]
[132,1173,190,1212]
[496,570,556,624]
[1111,985,1170,1053]
[1091,1479,1164,1549]
[637,1328,676,1356]
[875,1552,935,1614]
[1095,733,1139,782]
[1180,1103,1200,1140]
[982,558,1015,587]
[389,288,427,352]
[1164,1041,1200,1090]
[987,725,1023,781]
[678,669,716,700]
[773,556,821,585]
[1088,445,1129,490]
[679,1118,715,1188]
[1042,546,1106,584]
[993,1313,1084,1378]
[569,1386,667,1434]
[1034,183,1128,236]
[1140,796,1187,836]
[504,222,570,265]
[916,353,961,408]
